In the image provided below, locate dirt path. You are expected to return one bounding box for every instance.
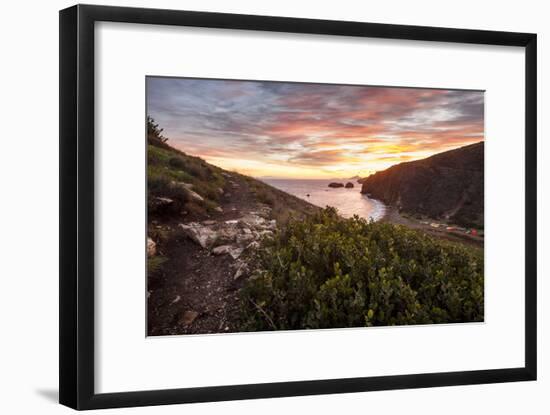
[147,175,267,336]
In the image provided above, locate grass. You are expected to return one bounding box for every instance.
[147,143,226,218]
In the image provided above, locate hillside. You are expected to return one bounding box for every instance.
[360,142,484,228]
[146,118,319,335]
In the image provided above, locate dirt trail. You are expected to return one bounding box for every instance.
[147,175,265,336]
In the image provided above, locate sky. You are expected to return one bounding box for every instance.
[147,77,484,179]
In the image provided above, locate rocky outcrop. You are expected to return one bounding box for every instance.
[361,142,484,228]
[328,182,344,188]
[178,207,276,259]
[345,182,354,188]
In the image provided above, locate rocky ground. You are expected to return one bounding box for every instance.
[147,174,281,336]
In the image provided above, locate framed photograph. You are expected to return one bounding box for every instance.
[59,4,537,410]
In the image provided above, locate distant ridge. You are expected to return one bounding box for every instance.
[361,142,484,228]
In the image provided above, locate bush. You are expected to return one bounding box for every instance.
[240,207,484,331]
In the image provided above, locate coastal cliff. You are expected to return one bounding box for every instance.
[361,142,484,228]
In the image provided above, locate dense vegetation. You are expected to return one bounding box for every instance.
[240,207,484,331]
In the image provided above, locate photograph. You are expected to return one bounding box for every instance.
[146,77,485,336]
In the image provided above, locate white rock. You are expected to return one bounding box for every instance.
[178,223,219,248]
[171,181,204,202]
[233,262,248,280]
[212,244,243,259]
[147,237,156,257]
[212,245,232,255]
[246,241,260,250]
[236,233,255,244]
[153,196,174,206]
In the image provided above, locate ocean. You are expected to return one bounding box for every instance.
[261,179,386,221]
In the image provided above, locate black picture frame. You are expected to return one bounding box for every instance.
[59,4,537,410]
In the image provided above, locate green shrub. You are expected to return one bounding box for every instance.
[240,207,484,331]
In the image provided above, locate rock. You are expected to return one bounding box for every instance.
[171,181,204,202]
[180,212,275,254]
[212,244,244,259]
[233,261,248,280]
[212,245,232,255]
[216,225,240,245]
[214,206,223,213]
[228,247,244,259]
[236,233,255,245]
[328,182,344,188]
[246,241,260,250]
[178,222,219,248]
[171,295,181,304]
[147,237,156,257]
[186,189,204,202]
[153,196,174,206]
[150,197,174,213]
[345,182,354,188]
[180,311,199,327]
[217,187,224,195]
[239,214,267,229]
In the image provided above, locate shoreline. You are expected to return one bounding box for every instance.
[263,178,386,222]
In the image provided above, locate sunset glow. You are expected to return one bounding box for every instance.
[147,78,484,179]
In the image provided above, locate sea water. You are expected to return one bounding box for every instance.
[261,179,386,221]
